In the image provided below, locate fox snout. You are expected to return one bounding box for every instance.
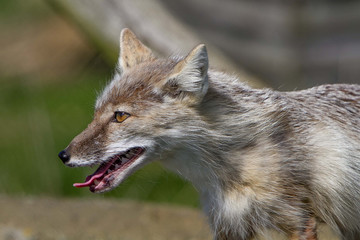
[58,149,70,164]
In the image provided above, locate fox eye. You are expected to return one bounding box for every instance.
[114,111,131,123]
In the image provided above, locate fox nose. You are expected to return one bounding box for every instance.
[58,150,70,163]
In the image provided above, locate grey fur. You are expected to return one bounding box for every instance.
[192,75,360,239]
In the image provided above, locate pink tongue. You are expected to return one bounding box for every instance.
[73,162,111,188]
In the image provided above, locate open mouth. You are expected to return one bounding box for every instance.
[73,147,145,192]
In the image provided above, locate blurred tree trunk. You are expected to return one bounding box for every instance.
[46,0,265,88]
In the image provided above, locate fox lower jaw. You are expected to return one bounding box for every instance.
[68,144,150,193]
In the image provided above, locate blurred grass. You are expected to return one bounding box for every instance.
[0,0,50,22]
[0,72,199,207]
[0,0,199,208]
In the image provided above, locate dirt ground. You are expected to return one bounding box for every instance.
[0,195,340,240]
[0,195,212,240]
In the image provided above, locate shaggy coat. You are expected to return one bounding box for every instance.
[59,29,360,240]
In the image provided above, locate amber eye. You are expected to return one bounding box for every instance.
[114,111,131,123]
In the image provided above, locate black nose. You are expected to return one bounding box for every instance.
[58,150,70,163]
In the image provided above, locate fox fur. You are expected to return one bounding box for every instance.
[60,28,360,240]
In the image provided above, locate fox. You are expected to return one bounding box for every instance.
[58,28,360,240]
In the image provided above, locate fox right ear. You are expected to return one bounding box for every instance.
[161,44,209,103]
[118,28,155,73]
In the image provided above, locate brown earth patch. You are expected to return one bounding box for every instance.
[0,195,340,240]
[0,195,211,240]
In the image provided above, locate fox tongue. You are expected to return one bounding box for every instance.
[73,162,111,188]
[73,173,103,188]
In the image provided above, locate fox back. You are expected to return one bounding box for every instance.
[59,29,360,240]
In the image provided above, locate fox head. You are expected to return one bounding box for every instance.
[58,28,209,193]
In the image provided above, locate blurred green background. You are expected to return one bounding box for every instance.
[0,0,199,207]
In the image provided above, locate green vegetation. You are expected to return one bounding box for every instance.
[0,72,199,207]
[0,0,50,22]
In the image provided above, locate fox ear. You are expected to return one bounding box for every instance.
[118,28,155,73]
[164,44,209,101]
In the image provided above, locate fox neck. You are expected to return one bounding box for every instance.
[159,82,263,198]
[159,76,281,212]
[161,143,218,182]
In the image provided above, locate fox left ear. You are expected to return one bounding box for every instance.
[163,44,209,102]
[118,28,155,73]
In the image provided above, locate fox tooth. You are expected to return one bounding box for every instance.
[94,180,100,185]
[125,153,131,158]
[122,158,129,164]
[115,164,120,169]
